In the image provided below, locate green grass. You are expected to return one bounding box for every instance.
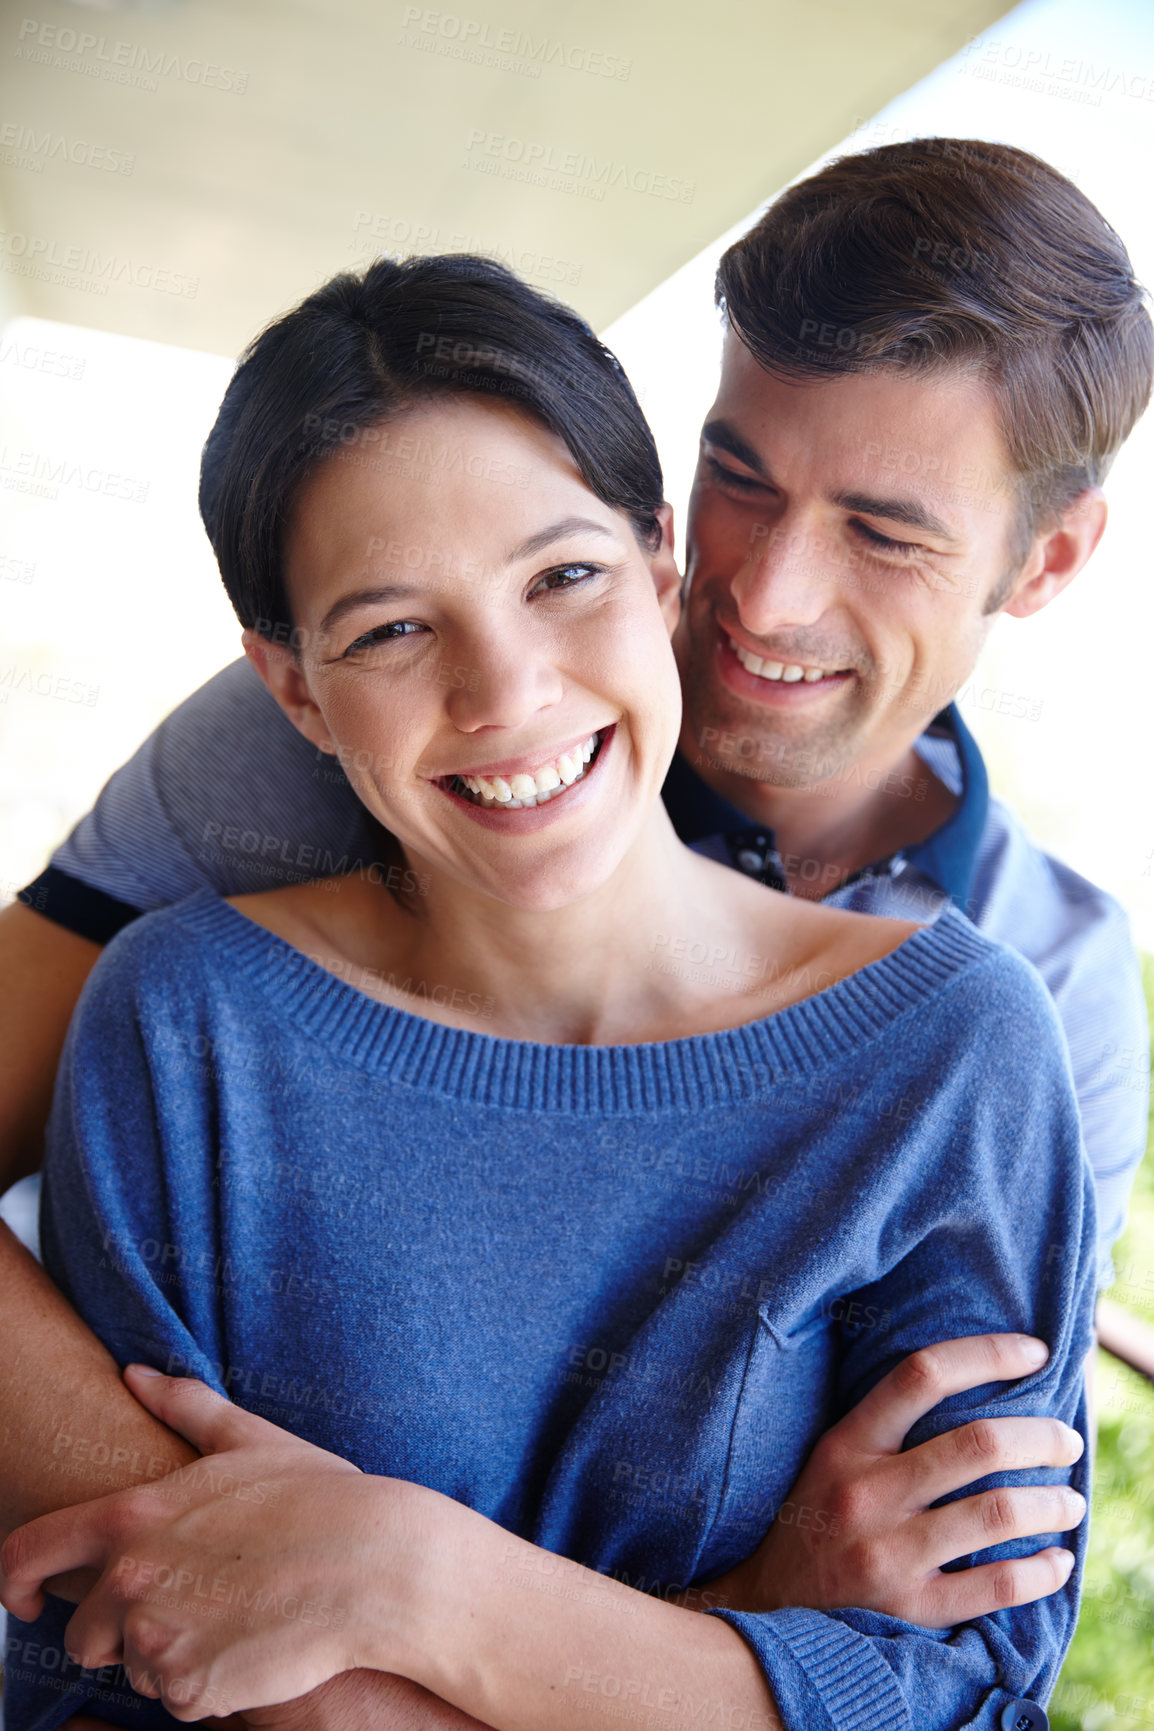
[1051,954,1154,1729]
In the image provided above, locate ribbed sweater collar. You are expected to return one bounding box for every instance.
[177,890,994,1113]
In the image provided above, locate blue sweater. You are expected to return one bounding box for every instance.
[10,890,1096,1731]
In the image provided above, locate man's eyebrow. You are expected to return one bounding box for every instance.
[701,419,770,476]
[833,490,958,542]
[319,583,422,636]
[508,515,618,562]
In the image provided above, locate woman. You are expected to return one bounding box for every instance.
[1,256,1094,1731]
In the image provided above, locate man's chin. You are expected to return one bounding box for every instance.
[681,683,867,792]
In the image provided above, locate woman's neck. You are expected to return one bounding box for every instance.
[331,802,716,1045]
[232,802,918,1047]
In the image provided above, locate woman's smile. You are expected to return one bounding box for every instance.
[433,724,613,821]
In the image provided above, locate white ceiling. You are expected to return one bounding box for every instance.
[0,0,1008,354]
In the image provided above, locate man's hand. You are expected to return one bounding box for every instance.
[706,1332,1086,1628]
[0,1368,442,1723]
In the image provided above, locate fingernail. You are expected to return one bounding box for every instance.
[127,1363,163,1377]
[1020,1337,1049,1366]
[1057,1548,1075,1573]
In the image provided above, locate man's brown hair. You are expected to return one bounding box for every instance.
[716,138,1153,587]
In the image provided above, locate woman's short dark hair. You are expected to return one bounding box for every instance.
[715,138,1153,577]
[200,254,664,639]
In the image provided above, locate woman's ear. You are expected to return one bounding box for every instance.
[242,628,338,757]
[649,503,682,637]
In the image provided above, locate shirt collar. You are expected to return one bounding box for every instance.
[902,703,989,912]
[660,702,989,913]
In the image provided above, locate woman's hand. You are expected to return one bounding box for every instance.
[705,1333,1087,1628]
[0,1366,441,1722]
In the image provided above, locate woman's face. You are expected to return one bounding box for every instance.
[259,395,683,912]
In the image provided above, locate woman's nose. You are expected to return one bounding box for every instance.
[446,634,566,734]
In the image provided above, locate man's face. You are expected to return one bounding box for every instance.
[675,336,1024,788]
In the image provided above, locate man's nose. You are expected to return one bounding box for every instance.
[729,518,839,637]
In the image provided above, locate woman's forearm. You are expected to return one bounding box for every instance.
[382,1492,781,1731]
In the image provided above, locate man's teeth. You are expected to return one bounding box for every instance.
[455,735,598,808]
[729,637,830,683]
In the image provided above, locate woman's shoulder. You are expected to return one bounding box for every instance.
[878,903,1069,1070]
[76,888,262,1022]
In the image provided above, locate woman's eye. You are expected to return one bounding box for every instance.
[706,456,766,493]
[852,521,921,557]
[343,620,425,655]
[529,562,604,597]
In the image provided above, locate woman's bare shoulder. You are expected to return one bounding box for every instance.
[227,875,392,953]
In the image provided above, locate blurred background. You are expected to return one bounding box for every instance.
[2,0,1153,1720]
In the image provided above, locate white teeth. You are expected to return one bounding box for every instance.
[731,637,831,685]
[451,733,602,809]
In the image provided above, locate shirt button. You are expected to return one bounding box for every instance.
[736,849,765,875]
[1000,1702,1048,1731]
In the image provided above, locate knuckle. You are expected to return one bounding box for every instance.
[982,1490,1019,1538]
[107,1488,155,1536]
[826,1478,870,1536]
[892,1347,947,1404]
[127,1612,175,1662]
[988,1564,1021,1608]
[0,1524,33,1584]
[962,1419,1002,1467]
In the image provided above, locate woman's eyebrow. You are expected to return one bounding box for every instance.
[508,516,618,562]
[319,583,422,636]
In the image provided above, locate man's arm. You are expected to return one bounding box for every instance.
[0,901,199,1564]
[0,901,102,1186]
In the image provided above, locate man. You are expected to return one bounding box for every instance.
[1,137,1148,1730]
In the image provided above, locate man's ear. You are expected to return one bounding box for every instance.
[242,628,338,757]
[649,502,682,636]
[1001,488,1108,620]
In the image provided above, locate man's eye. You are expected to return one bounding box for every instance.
[529,562,604,597]
[706,456,766,493]
[852,521,920,556]
[343,620,425,655]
